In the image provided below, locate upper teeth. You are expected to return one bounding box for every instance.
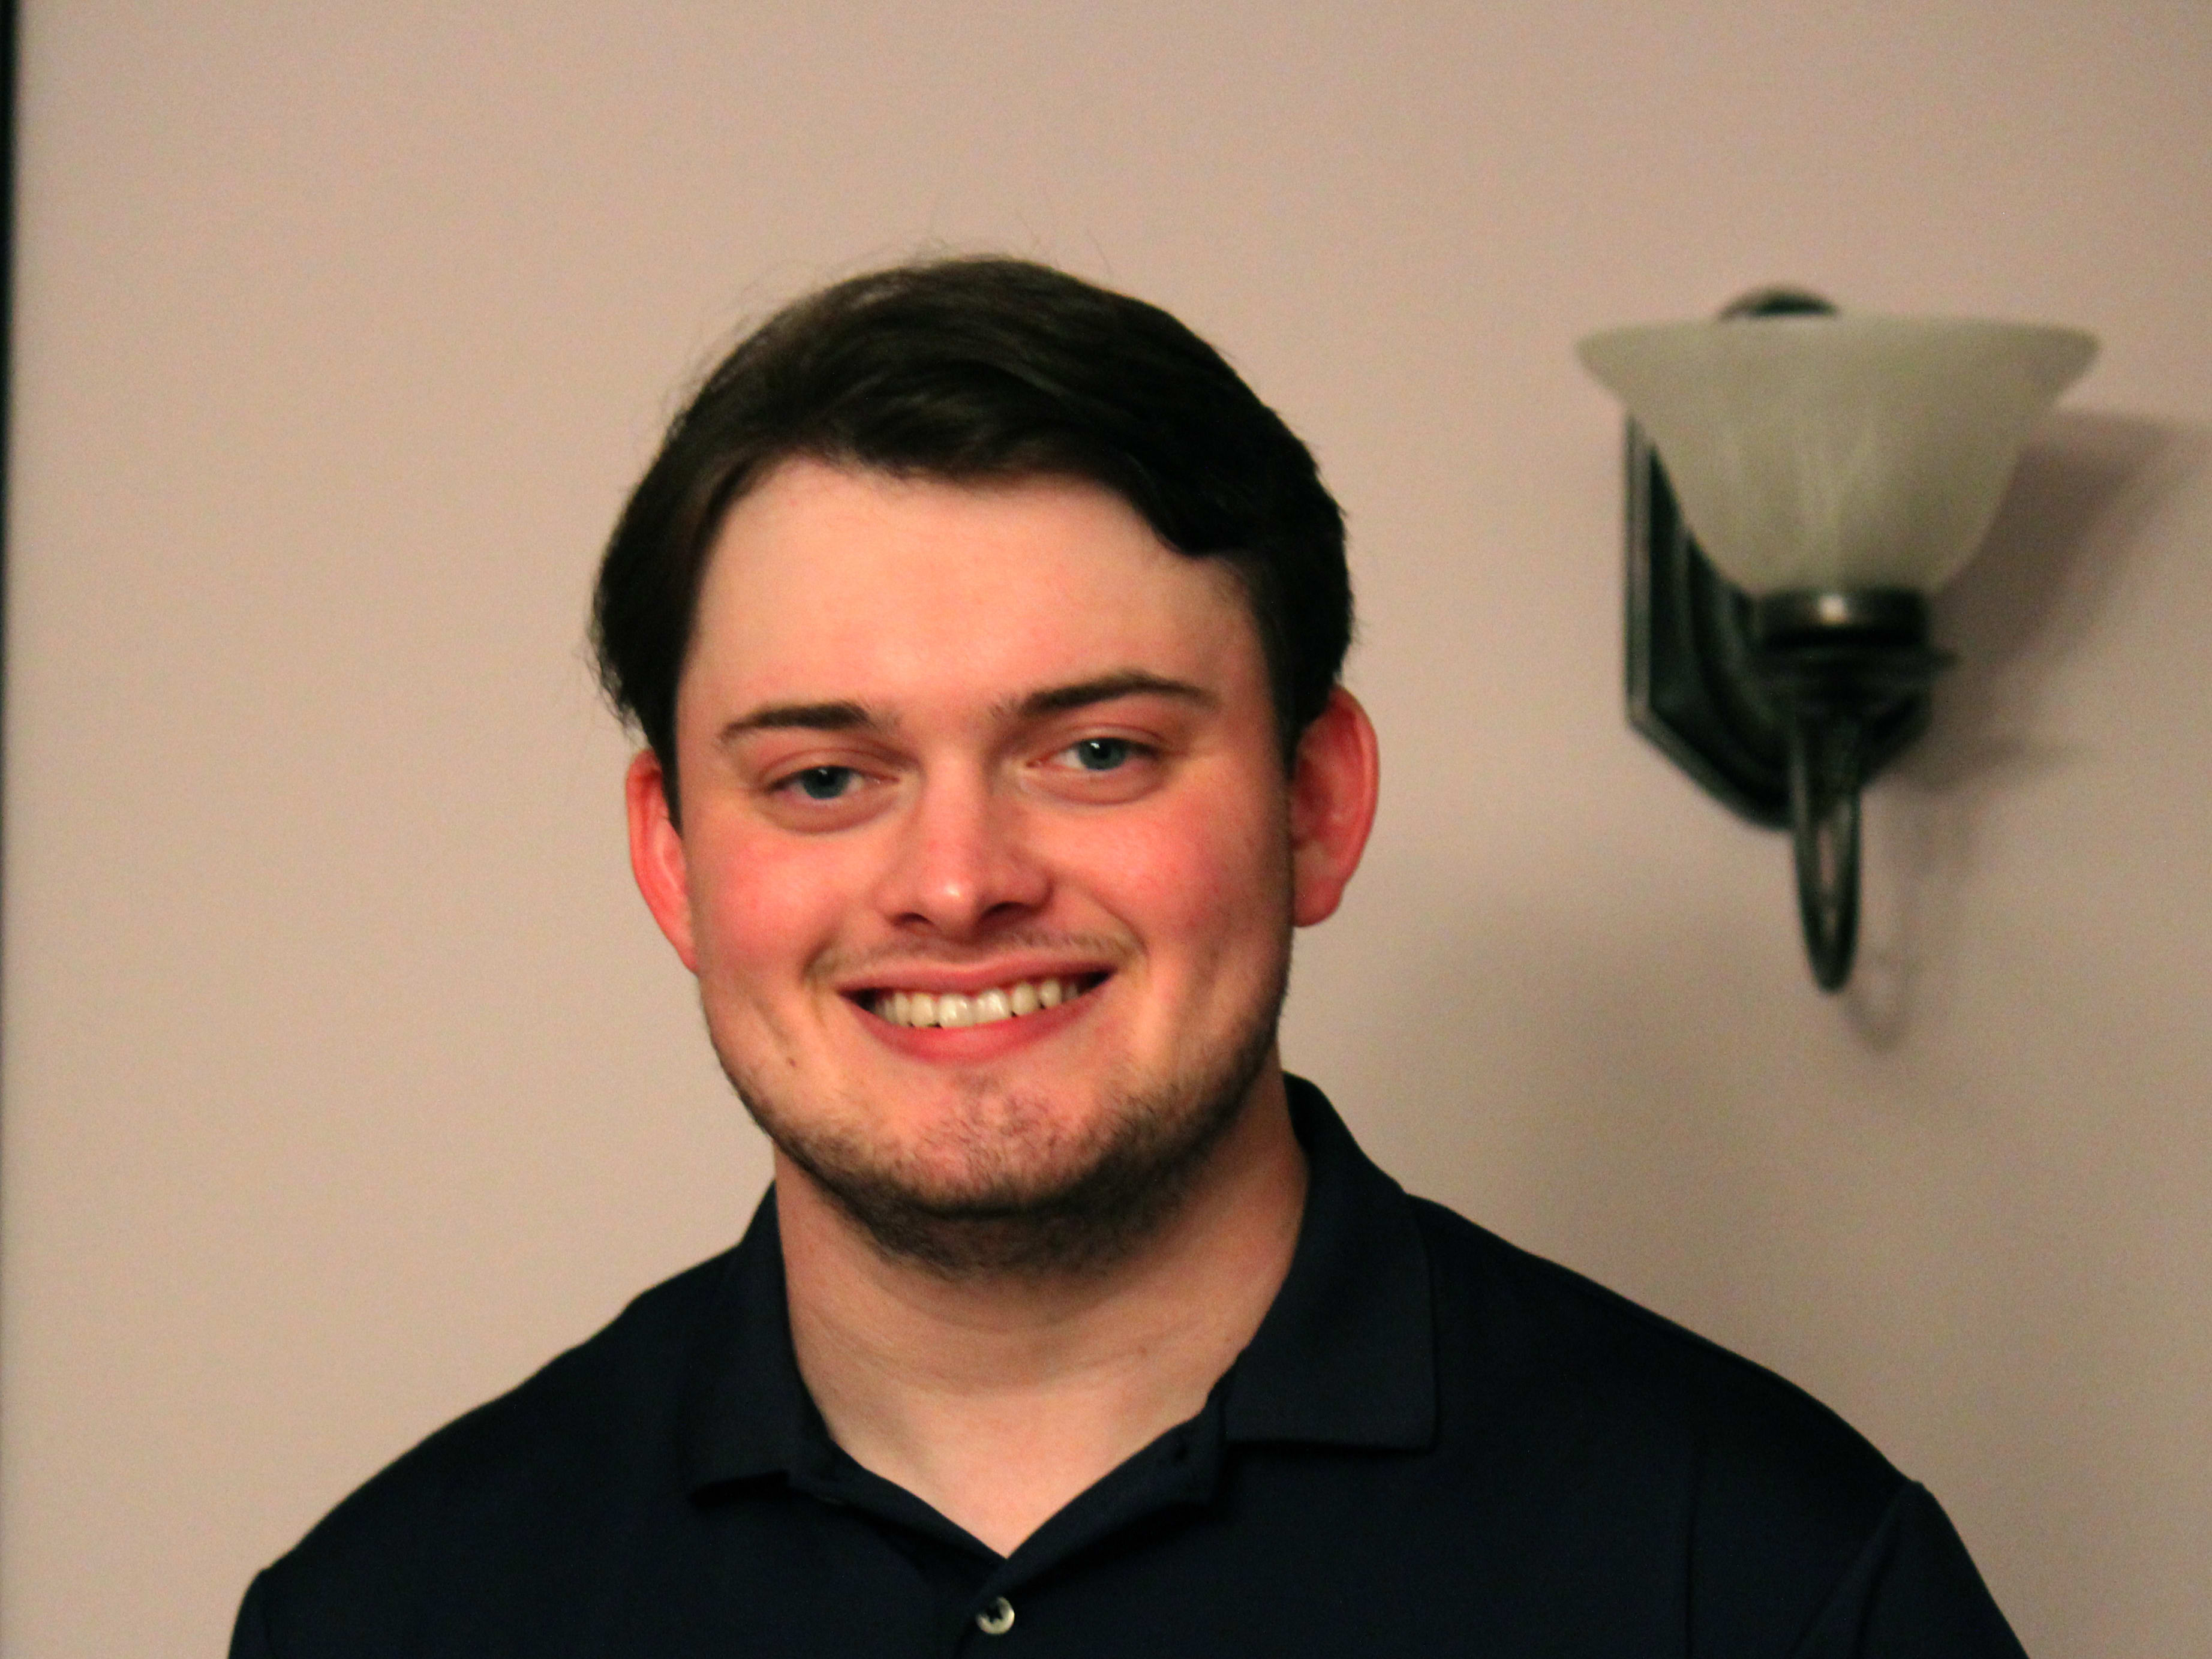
[876,977,1074,1029]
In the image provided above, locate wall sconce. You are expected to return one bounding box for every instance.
[1577,291,2096,991]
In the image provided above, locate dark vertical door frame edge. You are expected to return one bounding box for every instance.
[1,0,19,1204]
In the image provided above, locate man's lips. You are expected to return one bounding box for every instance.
[856,972,1109,1030]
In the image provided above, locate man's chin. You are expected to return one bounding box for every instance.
[729,1045,1277,1280]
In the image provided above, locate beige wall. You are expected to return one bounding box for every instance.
[5,2,2207,1652]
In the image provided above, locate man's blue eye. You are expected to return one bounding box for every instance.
[1070,738,1134,771]
[791,766,858,800]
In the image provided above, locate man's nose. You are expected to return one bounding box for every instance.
[870,769,1050,937]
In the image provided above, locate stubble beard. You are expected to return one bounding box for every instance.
[713,949,1290,1280]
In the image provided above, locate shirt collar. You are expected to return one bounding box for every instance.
[676,1073,1436,1494]
[1221,1074,1436,1450]
[676,1198,819,1491]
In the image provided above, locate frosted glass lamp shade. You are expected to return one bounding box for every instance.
[1576,315,2096,594]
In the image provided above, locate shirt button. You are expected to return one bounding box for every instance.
[975,1597,1016,1636]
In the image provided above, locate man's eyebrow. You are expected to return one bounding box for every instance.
[715,675,1209,745]
[717,700,883,744]
[1011,671,1218,720]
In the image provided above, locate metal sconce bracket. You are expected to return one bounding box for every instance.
[1623,427,1933,830]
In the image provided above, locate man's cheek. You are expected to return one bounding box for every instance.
[693,859,837,971]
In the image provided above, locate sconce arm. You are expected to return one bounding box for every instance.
[1786,710,1864,993]
[1752,592,1951,991]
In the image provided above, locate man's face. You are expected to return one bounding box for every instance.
[628,459,1366,1270]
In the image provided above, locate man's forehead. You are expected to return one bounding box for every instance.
[680,461,1260,714]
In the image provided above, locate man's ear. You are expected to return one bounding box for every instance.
[1288,687,1380,927]
[626,749,699,972]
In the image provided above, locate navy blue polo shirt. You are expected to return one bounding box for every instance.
[232,1078,2025,1657]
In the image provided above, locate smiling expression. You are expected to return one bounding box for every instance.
[627,459,1359,1266]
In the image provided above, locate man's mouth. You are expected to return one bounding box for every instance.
[868,975,1103,1030]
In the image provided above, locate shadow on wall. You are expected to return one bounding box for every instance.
[1850,410,2204,1047]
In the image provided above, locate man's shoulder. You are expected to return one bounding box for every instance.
[1287,1075,1906,1538]
[239,1245,741,1654]
[1409,1193,1903,1500]
[333,1241,732,1509]
[1399,1195,2013,1651]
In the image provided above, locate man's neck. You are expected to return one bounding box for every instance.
[774,1068,1308,1558]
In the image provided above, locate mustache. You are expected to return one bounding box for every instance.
[816,929,1131,978]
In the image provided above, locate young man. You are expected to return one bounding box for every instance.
[233,260,2025,1655]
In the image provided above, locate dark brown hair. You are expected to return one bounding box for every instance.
[591,257,1350,802]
